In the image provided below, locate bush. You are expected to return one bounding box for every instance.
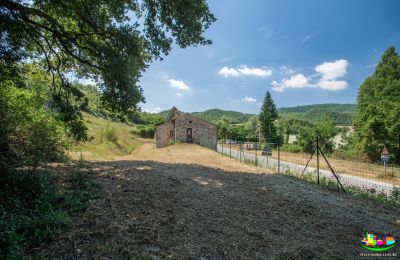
[0,164,100,258]
[280,143,302,153]
[132,125,155,138]
[100,124,118,143]
[0,81,69,166]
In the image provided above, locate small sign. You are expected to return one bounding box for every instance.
[381,145,390,157]
[381,156,390,164]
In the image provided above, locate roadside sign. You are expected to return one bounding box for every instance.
[381,145,390,164]
[381,145,390,157]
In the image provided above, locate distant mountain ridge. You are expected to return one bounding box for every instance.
[157,103,356,125]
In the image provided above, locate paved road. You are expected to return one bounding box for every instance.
[217,145,398,194]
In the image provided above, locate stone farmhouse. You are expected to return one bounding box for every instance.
[155,112,217,150]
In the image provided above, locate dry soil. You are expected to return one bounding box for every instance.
[38,140,400,259]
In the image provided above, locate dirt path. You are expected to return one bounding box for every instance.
[38,141,400,259]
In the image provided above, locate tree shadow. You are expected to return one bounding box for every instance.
[38,159,400,259]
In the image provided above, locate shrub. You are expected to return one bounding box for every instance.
[132,125,155,138]
[102,124,118,143]
[0,164,100,258]
[280,143,302,153]
[0,81,69,166]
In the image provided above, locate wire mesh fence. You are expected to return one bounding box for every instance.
[216,137,400,194]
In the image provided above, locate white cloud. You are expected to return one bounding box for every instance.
[169,79,189,90]
[316,80,348,91]
[176,93,183,98]
[238,66,272,77]
[218,67,240,77]
[272,59,350,92]
[219,66,272,78]
[242,96,257,102]
[315,59,348,80]
[144,107,162,114]
[271,74,310,92]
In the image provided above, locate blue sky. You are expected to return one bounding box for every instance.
[139,0,400,114]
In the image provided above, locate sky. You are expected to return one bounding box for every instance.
[138,0,400,114]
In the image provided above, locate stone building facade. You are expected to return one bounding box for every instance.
[155,113,217,150]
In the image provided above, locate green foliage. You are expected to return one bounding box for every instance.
[99,124,118,143]
[1,0,215,117]
[346,186,400,208]
[158,108,254,124]
[297,116,338,153]
[245,116,260,140]
[0,165,100,258]
[0,81,69,166]
[132,125,156,138]
[168,106,179,120]
[353,46,400,161]
[278,103,356,125]
[259,91,279,143]
[280,143,302,153]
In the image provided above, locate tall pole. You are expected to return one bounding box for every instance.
[316,136,320,185]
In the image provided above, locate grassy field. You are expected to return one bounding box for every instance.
[69,113,141,161]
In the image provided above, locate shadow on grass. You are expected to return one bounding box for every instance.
[36,159,400,259]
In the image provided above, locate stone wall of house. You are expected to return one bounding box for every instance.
[155,121,174,148]
[174,114,217,150]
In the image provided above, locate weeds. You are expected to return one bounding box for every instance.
[0,162,100,258]
[100,124,118,143]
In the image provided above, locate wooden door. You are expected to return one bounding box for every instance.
[186,128,193,143]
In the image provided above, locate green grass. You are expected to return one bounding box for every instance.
[0,160,101,258]
[281,170,400,208]
[71,113,141,160]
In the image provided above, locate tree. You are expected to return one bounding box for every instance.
[354,46,400,161]
[259,91,278,143]
[168,106,179,120]
[217,116,231,140]
[244,115,259,141]
[297,116,338,153]
[1,0,216,139]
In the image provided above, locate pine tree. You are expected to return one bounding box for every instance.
[259,91,279,143]
[168,106,179,120]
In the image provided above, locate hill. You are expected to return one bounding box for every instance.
[158,108,254,124]
[158,104,356,125]
[278,104,356,125]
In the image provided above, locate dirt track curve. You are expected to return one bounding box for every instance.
[38,140,400,259]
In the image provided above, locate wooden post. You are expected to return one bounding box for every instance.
[278,145,280,174]
[316,136,320,185]
[255,141,258,166]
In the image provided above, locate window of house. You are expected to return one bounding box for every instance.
[169,130,174,137]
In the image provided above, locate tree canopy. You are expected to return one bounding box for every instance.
[354,46,400,161]
[1,0,215,133]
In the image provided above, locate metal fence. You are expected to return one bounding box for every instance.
[215,138,400,195]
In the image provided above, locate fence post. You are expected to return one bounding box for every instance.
[230,140,231,158]
[255,141,258,166]
[240,142,242,162]
[222,137,224,154]
[316,136,320,185]
[278,144,280,174]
